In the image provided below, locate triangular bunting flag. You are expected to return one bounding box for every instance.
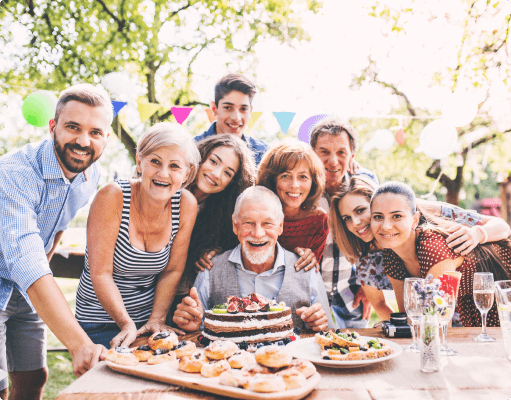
[171,106,193,125]
[273,112,296,134]
[205,108,216,123]
[137,101,161,123]
[112,101,127,119]
[247,112,262,132]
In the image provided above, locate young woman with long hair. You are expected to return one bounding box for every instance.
[370,181,511,327]
[330,176,510,322]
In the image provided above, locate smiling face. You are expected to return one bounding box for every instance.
[136,145,190,202]
[275,160,312,214]
[233,198,283,266]
[313,132,355,191]
[338,193,374,243]
[196,145,240,197]
[211,90,252,137]
[49,100,110,179]
[370,193,419,249]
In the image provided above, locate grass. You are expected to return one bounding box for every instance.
[44,278,79,400]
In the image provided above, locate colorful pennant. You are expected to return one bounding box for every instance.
[247,111,262,132]
[171,107,193,125]
[112,101,127,118]
[273,112,296,134]
[137,101,161,123]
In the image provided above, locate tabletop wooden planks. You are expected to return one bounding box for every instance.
[55,327,507,400]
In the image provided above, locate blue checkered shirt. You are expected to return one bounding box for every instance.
[194,122,268,166]
[0,139,100,311]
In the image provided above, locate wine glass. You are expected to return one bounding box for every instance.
[438,294,457,356]
[404,277,424,353]
[473,272,496,342]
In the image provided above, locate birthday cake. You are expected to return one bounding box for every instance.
[202,293,294,344]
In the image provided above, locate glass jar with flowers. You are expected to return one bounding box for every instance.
[413,274,453,372]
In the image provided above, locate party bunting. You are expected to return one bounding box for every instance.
[205,108,216,123]
[247,111,262,132]
[137,101,162,123]
[171,107,193,125]
[112,101,127,119]
[273,112,296,134]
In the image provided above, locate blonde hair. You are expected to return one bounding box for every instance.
[257,141,325,211]
[135,122,200,187]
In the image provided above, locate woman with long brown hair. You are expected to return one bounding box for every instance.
[330,177,509,322]
[371,181,511,327]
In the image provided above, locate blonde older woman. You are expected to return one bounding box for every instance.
[75,122,200,348]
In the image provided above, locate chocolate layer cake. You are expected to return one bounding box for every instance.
[202,307,293,344]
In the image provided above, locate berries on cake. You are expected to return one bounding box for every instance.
[202,293,293,344]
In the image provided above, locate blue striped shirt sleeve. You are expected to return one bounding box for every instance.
[0,168,52,293]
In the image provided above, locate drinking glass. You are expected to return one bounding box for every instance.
[495,280,511,361]
[438,294,457,356]
[473,272,496,342]
[404,277,424,353]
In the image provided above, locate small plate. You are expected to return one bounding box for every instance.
[285,336,403,368]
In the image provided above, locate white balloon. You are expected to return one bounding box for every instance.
[442,92,479,127]
[371,129,395,151]
[416,119,458,159]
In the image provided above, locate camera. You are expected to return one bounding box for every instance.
[381,312,412,338]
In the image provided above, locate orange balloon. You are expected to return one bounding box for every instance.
[395,129,406,145]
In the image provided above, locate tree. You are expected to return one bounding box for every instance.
[351,0,511,205]
[0,0,321,161]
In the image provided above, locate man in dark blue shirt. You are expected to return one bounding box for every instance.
[194,74,268,166]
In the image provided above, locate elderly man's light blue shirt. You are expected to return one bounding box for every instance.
[193,243,321,327]
[0,139,100,310]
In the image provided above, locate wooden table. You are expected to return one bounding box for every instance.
[56,327,511,400]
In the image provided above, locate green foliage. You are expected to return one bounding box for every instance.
[0,0,321,158]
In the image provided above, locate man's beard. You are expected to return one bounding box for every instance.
[241,237,275,265]
[53,133,97,174]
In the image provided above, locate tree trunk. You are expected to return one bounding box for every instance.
[445,189,459,205]
[112,116,137,163]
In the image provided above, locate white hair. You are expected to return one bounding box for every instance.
[233,186,284,222]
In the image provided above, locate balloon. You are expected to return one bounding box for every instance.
[415,119,457,159]
[363,129,395,152]
[442,92,479,127]
[22,91,57,127]
[298,114,327,143]
[395,128,406,145]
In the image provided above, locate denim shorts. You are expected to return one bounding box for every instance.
[0,288,47,390]
[78,321,146,348]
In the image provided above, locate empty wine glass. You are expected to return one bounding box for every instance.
[438,294,457,356]
[404,277,424,353]
[473,272,496,342]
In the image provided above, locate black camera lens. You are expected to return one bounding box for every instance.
[389,312,408,326]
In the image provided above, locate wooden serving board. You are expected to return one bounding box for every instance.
[106,360,321,400]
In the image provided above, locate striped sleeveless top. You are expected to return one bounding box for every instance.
[75,180,181,323]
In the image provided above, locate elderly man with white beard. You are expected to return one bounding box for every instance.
[173,186,334,332]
